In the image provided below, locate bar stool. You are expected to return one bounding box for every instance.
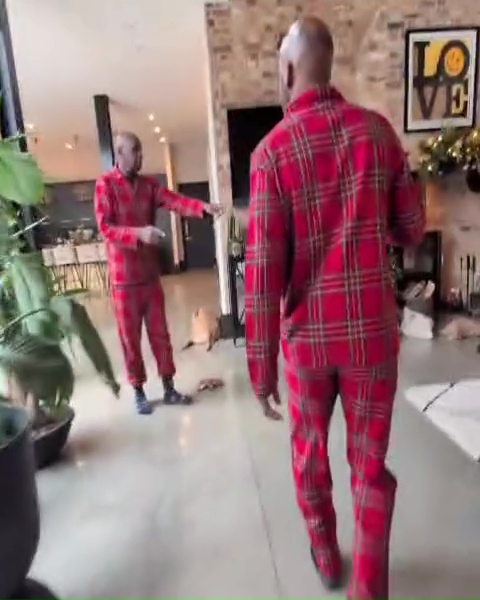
[51,245,80,292]
[96,242,110,293]
[41,248,54,283]
[76,243,100,292]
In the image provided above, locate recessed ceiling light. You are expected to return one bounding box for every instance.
[65,142,74,150]
[148,114,155,121]
[159,136,166,143]
[25,123,34,131]
[153,126,161,134]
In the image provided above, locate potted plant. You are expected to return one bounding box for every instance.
[0,136,119,468]
[0,401,57,598]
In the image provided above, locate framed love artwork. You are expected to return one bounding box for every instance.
[404,27,479,132]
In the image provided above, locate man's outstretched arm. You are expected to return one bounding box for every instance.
[154,185,224,219]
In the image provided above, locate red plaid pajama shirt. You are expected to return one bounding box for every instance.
[245,87,424,599]
[95,168,205,386]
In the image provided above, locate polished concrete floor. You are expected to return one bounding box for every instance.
[31,270,480,600]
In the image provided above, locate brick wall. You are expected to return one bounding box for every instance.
[205,0,480,304]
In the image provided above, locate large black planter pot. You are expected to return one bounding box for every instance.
[0,402,40,598]
[466,168,480,193]
[34,407,75,470]
[437,160,457,177]
[9,577,58,599]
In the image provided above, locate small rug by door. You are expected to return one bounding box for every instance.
[405,380,480,461]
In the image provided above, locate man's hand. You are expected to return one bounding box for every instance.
[136,225,166,245]
[204,204,226,218]
[259,389,283,421]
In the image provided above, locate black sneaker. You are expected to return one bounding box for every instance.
[134,388,153,415]
[164,388,193,406]
[310,545,343,591]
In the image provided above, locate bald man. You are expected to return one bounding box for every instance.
[245,18,424,600]
[95,133,223,415]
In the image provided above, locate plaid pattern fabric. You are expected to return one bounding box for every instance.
[286,361,397,600]
[112,283,175,386]
[245,86,425,399]
[95,168,205,285]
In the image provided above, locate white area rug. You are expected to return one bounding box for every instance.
[405,380,480,461]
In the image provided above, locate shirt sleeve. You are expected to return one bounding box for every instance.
[154,185,205,218]
[245,149,287,399]
[388,130,425,247]
[94,179,139,248]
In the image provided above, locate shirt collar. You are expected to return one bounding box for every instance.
[112,166,140,184]
[287,85,344,115]
[112,166,126,180]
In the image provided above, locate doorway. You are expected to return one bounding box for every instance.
[179,181,216,271]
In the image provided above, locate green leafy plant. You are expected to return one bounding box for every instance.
[0,137,119,432]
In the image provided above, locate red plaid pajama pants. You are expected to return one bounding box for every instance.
[112,283,175,386]
[285,360,398,600]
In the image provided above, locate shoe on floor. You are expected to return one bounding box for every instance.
[134,389,153,415]
[164,388,193,406]
[310,545,343,591]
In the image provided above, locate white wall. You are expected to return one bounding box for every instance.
[33,138,207,184]
[173,139,209,184]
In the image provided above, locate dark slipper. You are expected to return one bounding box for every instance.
[134,389,153,415]
[197,378,225,392]
[164,389,193,406]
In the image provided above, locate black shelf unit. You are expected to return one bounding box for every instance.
[227,254,245,345]
[390,230,443,311]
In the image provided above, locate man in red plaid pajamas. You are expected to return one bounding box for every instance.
[95,132,223,415]
[245,18,425,600]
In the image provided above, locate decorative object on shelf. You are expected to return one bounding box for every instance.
[418,127,480,191]
[228,212,246,259]
[404,27,479,132]
[418,128,465,177]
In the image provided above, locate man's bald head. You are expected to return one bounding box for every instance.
[115,131,143,178]
[278,17,334,106]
